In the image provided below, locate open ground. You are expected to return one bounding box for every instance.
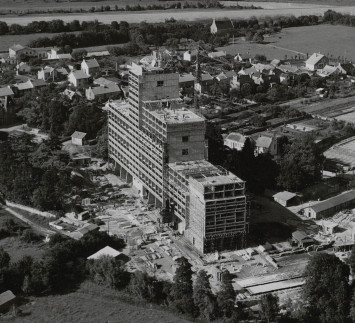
[219,25,355,61]
[0,4,354,25]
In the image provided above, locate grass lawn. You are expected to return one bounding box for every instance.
[7,282,191,323]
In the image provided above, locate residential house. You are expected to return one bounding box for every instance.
[252,132,281,156]
[68,70,89,88]
[270,59,281,67]
[0,290,16,313]
[318,65,341,78]
[215,70,237,84]
[292,231,314,248]
[93,77,119,87]
[85,84,121,101]
[195,73,214,92]
[16,62,31,74]
[273,191,298,207]
[81,59,100,76]
[38,66,68,81]
[183,49,198,62]
[71,131,87,146]
[224,132,249,150]
[47,47,72,60]
[0,53,16,65]
[9,44,36,58]
[303,190,355,219]
[231,74,254,90]
[234,53,252,63]
[13,79,47,95]
[337,62,354,75]
[305,53,329,71]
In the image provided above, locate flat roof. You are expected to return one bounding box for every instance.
[148,106,205,125]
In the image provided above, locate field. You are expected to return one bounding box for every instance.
[218,25,355,61]
[0,32,79,52]
[7,282,190,323]
[0,4,353,25]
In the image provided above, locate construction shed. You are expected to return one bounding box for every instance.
[292,230,314,248]
[304,190,355,220]
[273,191,298,207]
[0,290,16,313]
[71,131,87,146]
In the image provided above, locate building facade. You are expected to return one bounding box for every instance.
[107,62,248,254]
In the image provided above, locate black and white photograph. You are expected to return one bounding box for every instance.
[0,0,355,322]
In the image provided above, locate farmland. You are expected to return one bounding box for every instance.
[0,4,353,25]
[218,24,355,61]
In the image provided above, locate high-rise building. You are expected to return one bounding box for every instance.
[107,62,248,254]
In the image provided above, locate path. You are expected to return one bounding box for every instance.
[265,43,306,56]
[5,206,55,236]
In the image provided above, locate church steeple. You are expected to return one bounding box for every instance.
[210,19,217,34]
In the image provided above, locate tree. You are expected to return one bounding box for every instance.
[170,257,197,316]
[349,245,355,276]
[0,247,10,270]
[278,135,324,191]
[216,270,235,318]
[303,253,350,323]
[259,293,279,323]
[193,270,218,321]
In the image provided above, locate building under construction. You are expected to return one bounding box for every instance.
[107,62,248,254]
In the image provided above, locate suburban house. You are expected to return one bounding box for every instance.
[13,79,47,95]
[305,53,329,71]
[68,70,90,88]
[81,59,100,76]
[215,70,237,84]
[252,132,281,156]
[318,65,341,78]
[47,47,72,60]
[273,191,298,207]
[9,44,36,58]
[85,84,120,101]
[16,62,31,74]
[0,53,16,65]
[183,49,198,62]
[234,53,252,63]
[292,231,314,248]
[224,132,249,151]
[38,66,68,81]
[303,190,355,219]
[71,131,87,146]
[337,62,354,75]
[0,290,16,313]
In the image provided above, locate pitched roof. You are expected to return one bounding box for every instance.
[10,44,26,51]
[208,51,226,58]
[0,290,16,306]
[87,246,121,260]
[255,136,273,149]
[0,87,14,97]
[71,131,87,139]
[306,53,326,66]
[201,73,213,81]
[93,77,117,87]
[77,223,98,235]
[57,54,72,60]
[226,132,247,144]
[83,59,99,68]
[179,73,195,83]
[70,70,89,80]
[273,191,297,201]
[86,50,110,58]
[309,190,355,213]
[278,64,299,73]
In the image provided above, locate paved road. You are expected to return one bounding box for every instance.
[0,5,354,25]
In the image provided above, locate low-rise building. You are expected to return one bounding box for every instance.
[305,53,329,71]
[16,62,31,74]
[13,79,47,95]
[68,70,89,88]
[304,190,355,219]
[0,290,16,313]
[183,49,198,62]
[273,191,298,207]
[85,84,121,101]
[292,230,314,248]
[81,58,100,76]
[71,131,87,146]
[224,132,249,150]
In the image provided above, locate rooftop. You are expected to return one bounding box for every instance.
[70,70,89,80]
[0,290,15,306]
[83,58,100,68]
[308,190,355,213]
[273,191,297,201]
[71,131,87,139]
[87,246,121,260]
[0,86,14,97]
[306,52,326,66]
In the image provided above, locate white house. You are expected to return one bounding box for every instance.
[81,59,100,76]
[224,132,249,150]
[305,53,329,71]
[16,62,31,74]
[85,84,120,101]
[68,70,89,88]
[183,49,198,62]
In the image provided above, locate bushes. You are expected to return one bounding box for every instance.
[20,229,43,243]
